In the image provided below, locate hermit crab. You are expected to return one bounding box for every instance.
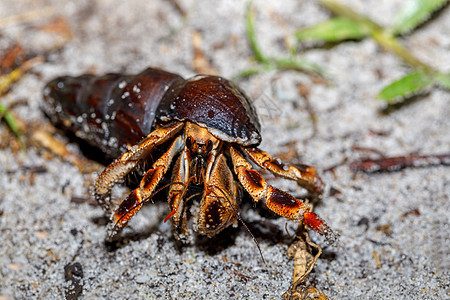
[43,67,332,241]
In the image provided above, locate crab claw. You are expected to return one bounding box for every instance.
[303,211,337,244]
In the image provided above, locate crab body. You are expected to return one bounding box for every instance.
[43,67,331,239]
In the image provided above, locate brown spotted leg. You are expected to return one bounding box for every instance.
[243,147,324,196]
[108,135,184,237]
[94,122,183,210]
[230,147,332,238]
[197,153,240,237]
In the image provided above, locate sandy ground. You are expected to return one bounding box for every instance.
[0,0,449,299]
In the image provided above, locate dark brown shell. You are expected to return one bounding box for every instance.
[43,67,261,157]
[43,68,184,157]
[157,75,261,146]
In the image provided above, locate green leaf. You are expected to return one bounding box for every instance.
[295,17,371,42]
[378,71,434,103]
[435,72,450,89]
[393,0,449,35]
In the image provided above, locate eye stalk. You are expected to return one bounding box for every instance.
[182,123,221,185]
[205,140,213,153]
[185,136,211,158]
[185,136,198,153]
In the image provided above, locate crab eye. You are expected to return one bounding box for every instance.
[186,136,193,149]
[186,136,199,152]
[206,140,213,152]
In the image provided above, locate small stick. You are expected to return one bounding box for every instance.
[0,56,44,95]
[349,153,450,173]
[0,6,55,28]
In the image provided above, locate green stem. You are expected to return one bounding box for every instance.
[319,0,435,73]
[0,104,25,147]
[319,0,381,31]
[246,1,268,63]
[371,30,430,71]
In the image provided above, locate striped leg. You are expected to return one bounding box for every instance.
[243,147,324,195]
[230,147,332,237]
[108,136,184,237]
[94,122,183,209]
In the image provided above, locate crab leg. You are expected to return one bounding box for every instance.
[166,148,190,228]
[109,135,184,237]
[243,147,324,195]
[94,122,183,208]
[230,147,331,237]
